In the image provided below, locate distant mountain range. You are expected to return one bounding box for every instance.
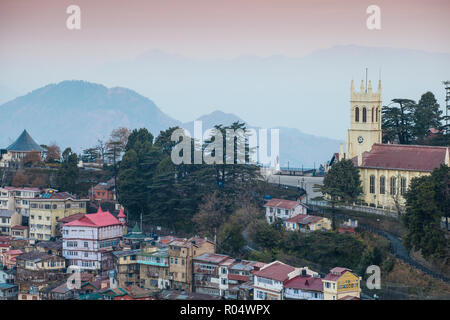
[0,80,340,166]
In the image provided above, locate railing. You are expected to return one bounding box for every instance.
[308,200,398,217]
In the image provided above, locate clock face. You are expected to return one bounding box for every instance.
[358,136,364,144]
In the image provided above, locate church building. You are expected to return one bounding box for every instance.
[334,79,449,211]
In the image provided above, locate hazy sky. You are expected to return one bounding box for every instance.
[2,0,449,60]
[1,0,449,139]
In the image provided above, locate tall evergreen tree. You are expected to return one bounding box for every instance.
[413,92,443,143]
[382,99,415,144]
[56,148,79,194]
[320,159,362,205]
[403,174,447,259]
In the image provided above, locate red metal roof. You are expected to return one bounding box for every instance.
[58,212,86,224]
[228,274,250,282]
[117,208,126,218]
[64,207,121,228]
[264,199,301,210]
[357,144,448,172]
[253,261,296,282]
[324,268,352,281]
[284,275,323,292]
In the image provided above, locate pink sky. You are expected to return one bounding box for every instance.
[1,0,449,62]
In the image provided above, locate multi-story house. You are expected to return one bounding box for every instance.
[0,236,10,256]
[29,191,88,241]
[113,249,141,288]
[11,225,28,238]
[0,283,18,300]
[283,273,323,300]
[0,209,22,236]
[0,186,40,217]
[264,198,307,224]
[137,245,170,290]
[225,260,265,300]
[62,207,123,271]
[284,215,332,232]
[168,237,215,292]
[15,251,66,295]
[193,253,234,297]
[0,268,15,284]
[2,249,23,269]
[253,261,316,300]
[322,267,361,300]
[89,178,117,202]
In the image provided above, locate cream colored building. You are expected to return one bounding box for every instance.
[29,192,88,240]
[335,79,449,211]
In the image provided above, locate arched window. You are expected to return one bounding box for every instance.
[355,107,360,122]
[376,107,379,122]
[362,108,367,122]
[369,175,375,194]
[380,176,385,194]
[400,177,407,195]
[390,177,397,195]
[371,108,374,122]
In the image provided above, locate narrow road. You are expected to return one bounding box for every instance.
[357,224,450,283]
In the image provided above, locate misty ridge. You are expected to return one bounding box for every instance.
[0,80,340,167]
[0,45,449,166]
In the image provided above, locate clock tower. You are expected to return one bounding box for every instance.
[346,79,382,160]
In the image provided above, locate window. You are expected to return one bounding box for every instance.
[355,107,360,122]
[390,177,397,195]
[362,107,367,122]
[369,175,375,194]
[380,176,385,194]
[376,107,379,122]
[400,177,407,195]
[371,108,374,122]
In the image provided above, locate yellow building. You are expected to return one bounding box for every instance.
[323,267,361,300]
[284,215,332,232]
[29,192,88,240]
[168,237,215,292]
[113,249,141,288]
[335,79,449,211]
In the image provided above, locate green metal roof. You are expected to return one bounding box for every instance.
[6,130,44,152]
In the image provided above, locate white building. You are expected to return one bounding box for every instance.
[264,198,307,224]
[62,207,123,270]
[253,261,301,300]
[0,187,40,217]
[283,273,323,300]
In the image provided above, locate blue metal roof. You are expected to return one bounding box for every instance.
[6,130,44,152]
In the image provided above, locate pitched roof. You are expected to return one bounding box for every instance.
[285,214,323,225]
[194,253,231,264]
[324,267,353,281]
[64,207,121,228]
[58,212,85,224]
[284,275,323,292]
[264,198,302,210]
[253,261,296,282]
[16,251,53,262]
[117,208,126,218]
[6,130,44,152]
[356,144,448,172]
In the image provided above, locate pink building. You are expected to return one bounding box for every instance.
[62,207,123,271]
